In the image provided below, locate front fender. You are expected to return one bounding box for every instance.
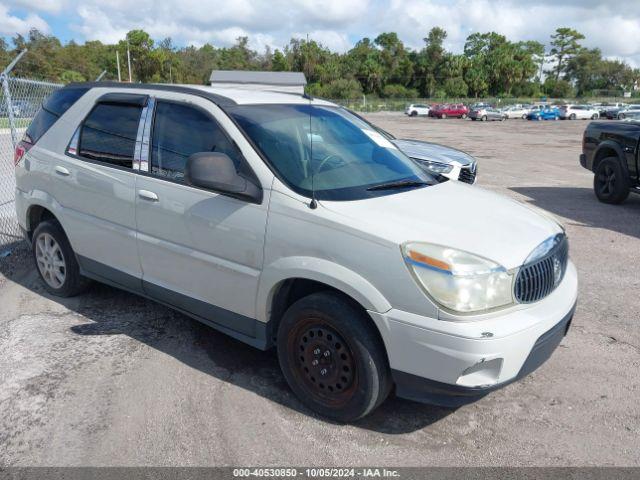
[255,256,392,323]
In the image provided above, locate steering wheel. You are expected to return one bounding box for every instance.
[314,154,344,174]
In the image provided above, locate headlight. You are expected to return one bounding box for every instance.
[416,159,453,174]
[402,242,514,313]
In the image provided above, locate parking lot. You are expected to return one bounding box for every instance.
[0,114,639,466]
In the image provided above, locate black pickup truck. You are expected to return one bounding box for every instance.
[581,121,640,204]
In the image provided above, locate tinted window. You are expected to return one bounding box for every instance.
[25,86,89,144]
[79,103,142,168]
[151,101,240,182]
[44,87,89,116]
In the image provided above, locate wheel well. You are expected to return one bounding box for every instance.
[593,147,619,172]
[269,278,380,346]
[26,206,57,241]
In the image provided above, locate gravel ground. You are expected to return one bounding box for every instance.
[0,114,639,467]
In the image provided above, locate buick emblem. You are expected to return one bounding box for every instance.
[553,256,562,286]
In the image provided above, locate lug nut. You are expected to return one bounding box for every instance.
[320,368,328,376]
[313,348,321,356]
[323,350,331,357]
[311,359,319,366]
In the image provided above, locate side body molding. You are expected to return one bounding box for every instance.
[256,256,392,324]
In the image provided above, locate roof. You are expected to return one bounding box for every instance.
[66,81,334,107]
[209,70,307,86]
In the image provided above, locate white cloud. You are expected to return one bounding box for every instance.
[0,5,49,36]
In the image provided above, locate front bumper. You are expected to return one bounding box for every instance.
[369,261,578,407]
[391,303,574,407]
[579,153,587,169]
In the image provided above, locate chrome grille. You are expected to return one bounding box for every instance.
[515,236,569,303]
[458,165,477,184]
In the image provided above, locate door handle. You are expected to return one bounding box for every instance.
[138,190,159,202]
[54,166,70,176]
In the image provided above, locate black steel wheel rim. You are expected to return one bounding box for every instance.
[597,164,616,196]
[288,320,357,406]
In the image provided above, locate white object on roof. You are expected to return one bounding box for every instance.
[209,70,307,94]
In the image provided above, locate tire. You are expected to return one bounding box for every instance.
[440,113,447,119]
[32,220,91,297]
[501,115,506,121]
[591,114,598,120]
[410,111,417,117]
[481,115,487,122]
[570,113,576,120]
[594,157,630,204]
[461,113,467,119]
[521,114,527,119]
[277,292,392,422]
[618,113,625,120]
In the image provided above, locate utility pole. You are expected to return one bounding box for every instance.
[126,42,132,82]
[116,50,122,82]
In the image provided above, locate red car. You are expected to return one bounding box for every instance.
[429,103,469,119]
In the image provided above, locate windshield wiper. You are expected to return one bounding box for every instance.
[366,180,429,191]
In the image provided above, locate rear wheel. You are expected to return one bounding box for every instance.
[277,292,391,422]
[32,220,91,297]
[481,115,487,122]
[410,111,417,117]
[569,113,576,120]
[618,113,626,120]
[594,157,630,204]
[521,114,527,119]
[440,113,447,119]
[461,113,467,119]
[591,113,598,120]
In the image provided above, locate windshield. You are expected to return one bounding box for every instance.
[229,104,434,201]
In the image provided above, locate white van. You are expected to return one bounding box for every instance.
[14,83,577,421]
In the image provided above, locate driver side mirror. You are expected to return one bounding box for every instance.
[184,152,262,204]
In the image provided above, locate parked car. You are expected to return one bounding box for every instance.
[391,139,478,183]
[430,103,469,119]
[502,106,530,119]
[597,102,623,118]
[343,110,479,184]
[469,107,506,122]
[620,110,640,122]
[15,82,577,421]
[559,105,600,120]
[12,99,40,118]
[580,119,640,204]
[527,107,560,121]
[616,105,640,120]
[405,104,430,117]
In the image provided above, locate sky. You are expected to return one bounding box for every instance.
[2,0,640,66]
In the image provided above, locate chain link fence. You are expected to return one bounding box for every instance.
[0,74,63,250]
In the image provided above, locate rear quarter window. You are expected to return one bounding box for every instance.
[25,86,89,144]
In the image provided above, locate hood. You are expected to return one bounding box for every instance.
[392,139,475,167]
[321,181,563,269]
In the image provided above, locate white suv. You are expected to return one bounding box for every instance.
[14,83,578,421]
[405,104,430,117]
[559,105,599,120]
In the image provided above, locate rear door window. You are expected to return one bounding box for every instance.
[78,103,142,168]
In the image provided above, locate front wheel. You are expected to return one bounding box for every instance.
[410,111,417,117]
[32,220,91,297]
[481,115,487,122]
[440,113,447,119]
[277,292,392,422]
[461,113,467,119]
[594,157,630,204]
[591,114,598,120]
[618,113,626,120]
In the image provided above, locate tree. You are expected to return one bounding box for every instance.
[549,27,585,81]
